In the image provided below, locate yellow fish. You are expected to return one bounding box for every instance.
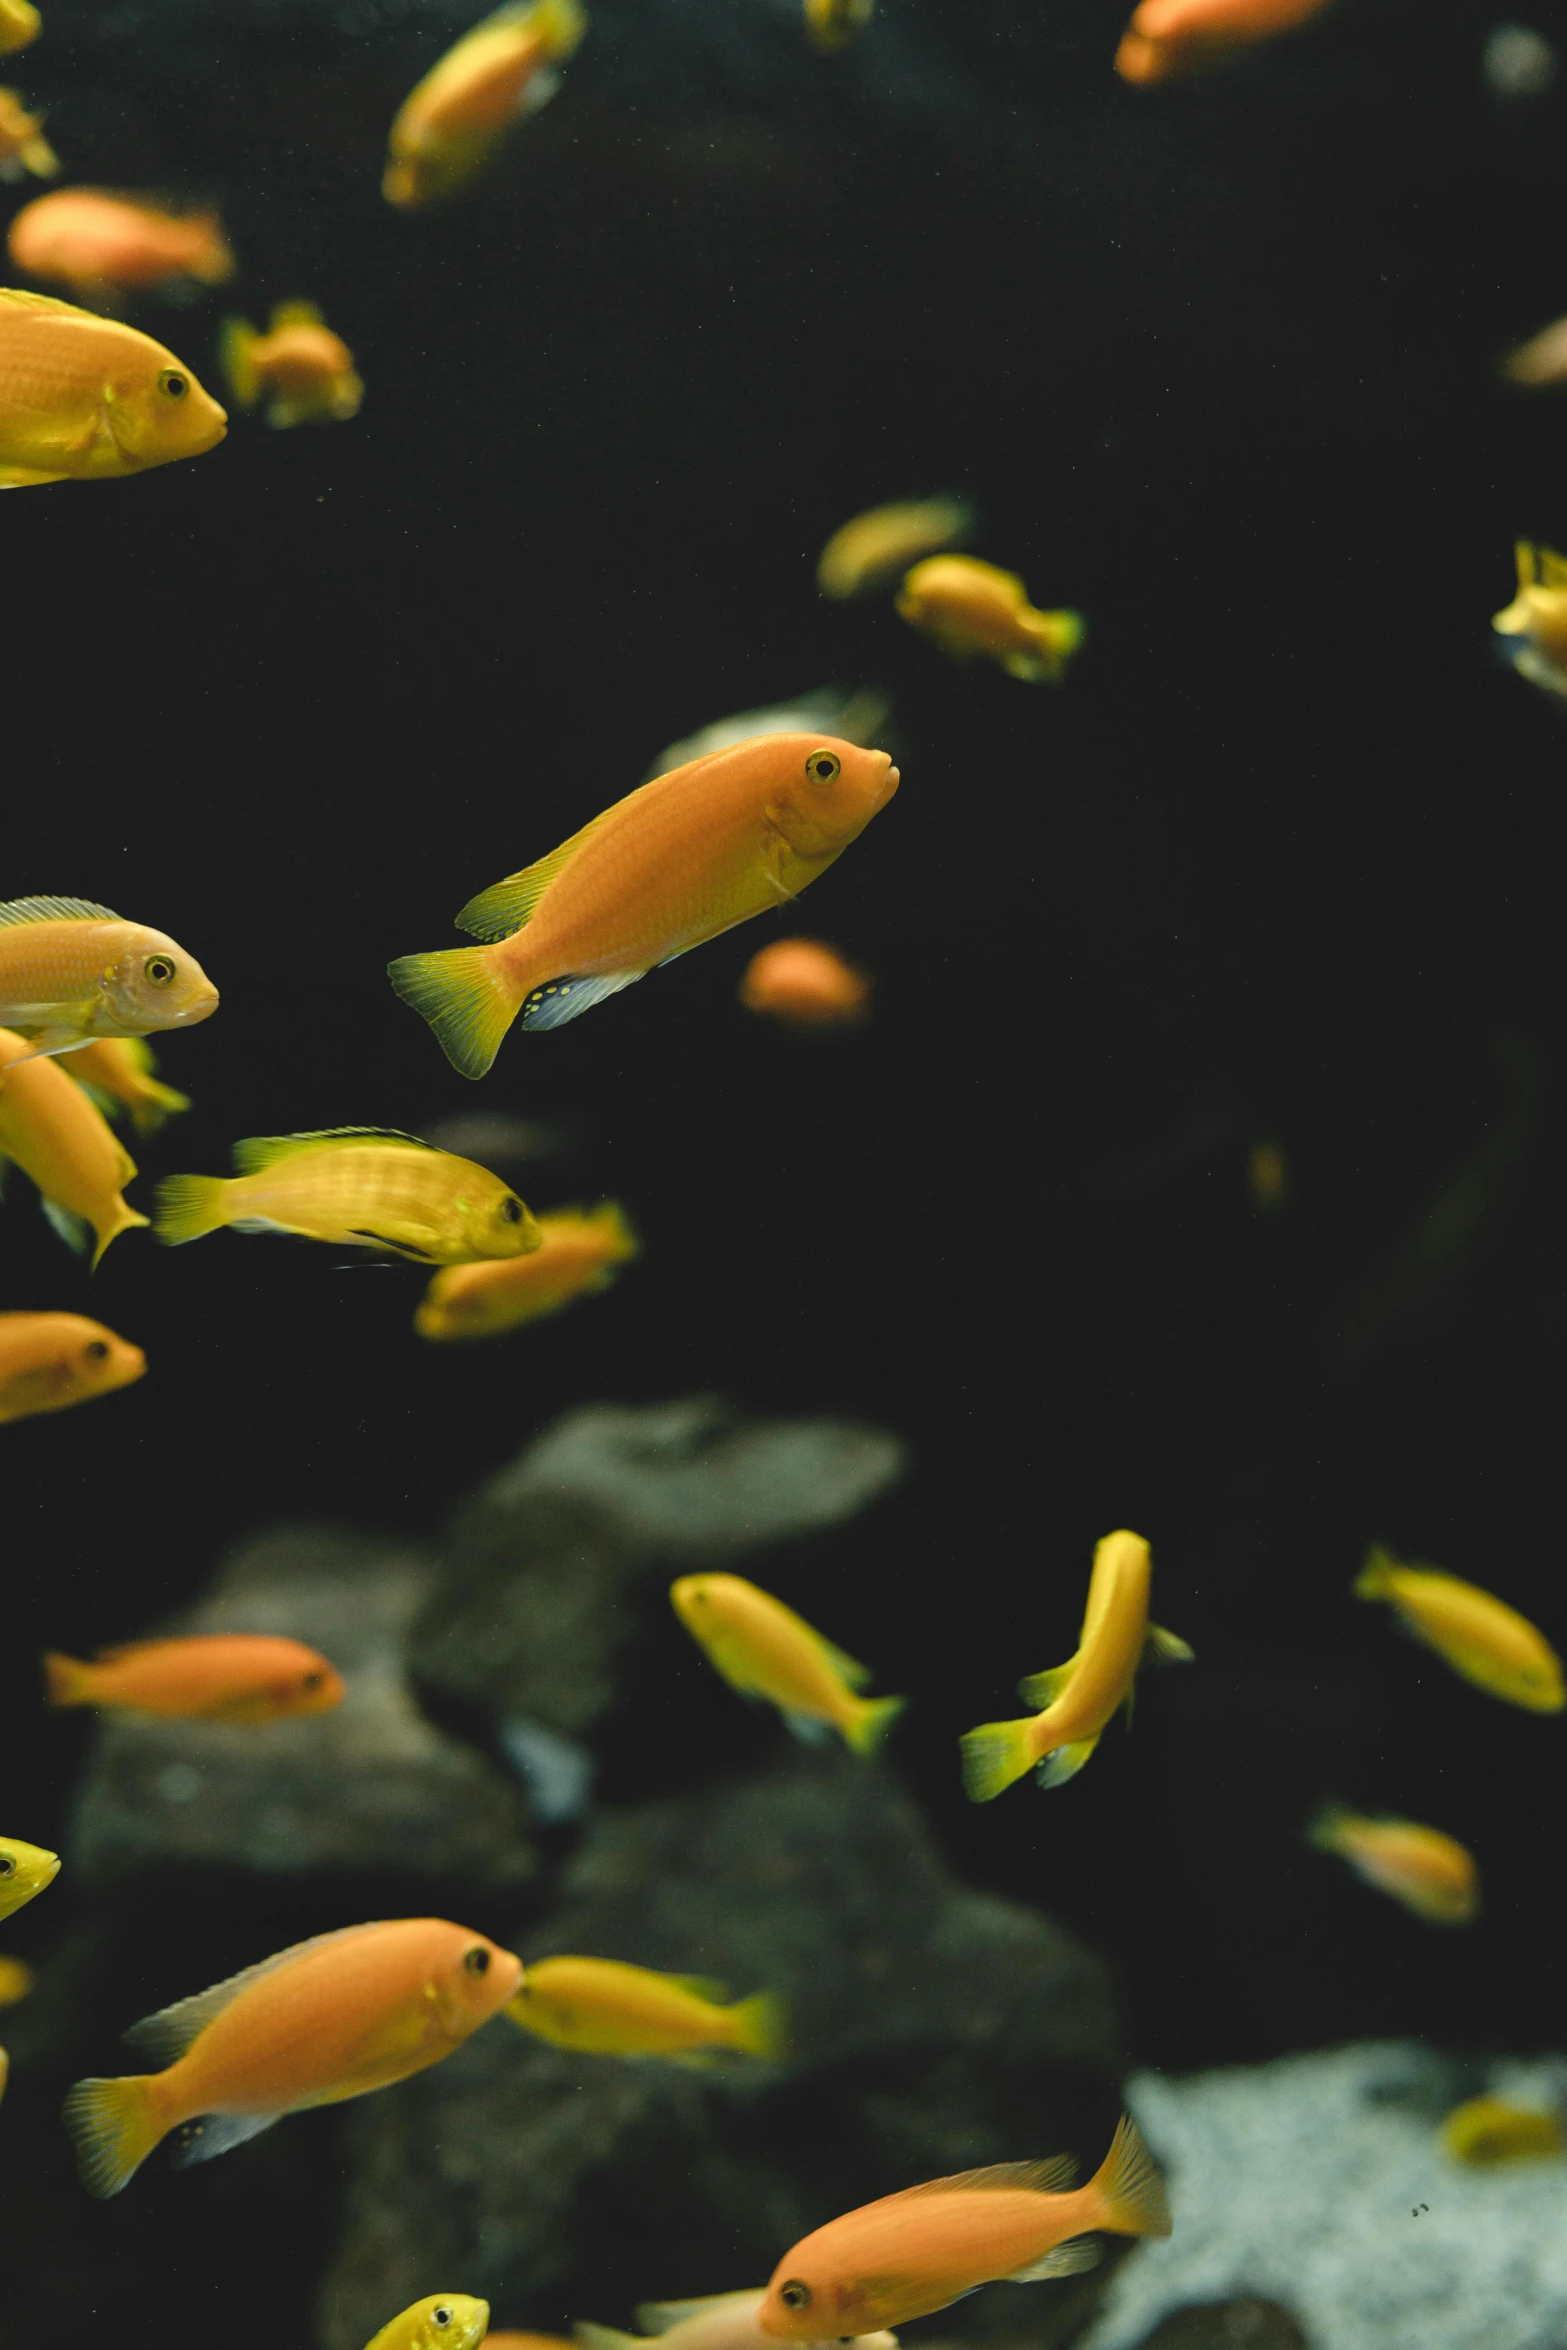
[1307,1805,1478,1924]
[221,301,363,430]
[1492,540,1567,696]
[1441,2095,1565,2165]
[960,1530,1192,1801]
[154,1127,543,1263]
[415,1202,638,1339]
[389,733,899,1078]
[816,498,970,597]
[0,1834,59,1922]
[0,0,39,56]
[66,1036,190,1135]
[504,1956,786,2061]
[383,0,587,209]
[805,0,874,47]
[0,1953,34,2007]
[0,1026,149,1265]
[671,1572,905,1755]
[366,2297,492,2350]
[0,896,218,1058]
[0,1310,145,1422]
[1354,1545,1564,1712]
[0,290,225,488]
[0,85,55,179]
[897,554,1083,684]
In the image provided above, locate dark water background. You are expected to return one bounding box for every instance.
[4,0,1567,2229]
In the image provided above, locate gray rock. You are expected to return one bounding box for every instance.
[316,1747,1121,2350]
[1133,2301,1309,2349]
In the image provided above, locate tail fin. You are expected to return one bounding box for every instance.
[1090,2113,1171,2239]
[728,1991,788,2060]
[960,1715,1038,1801]
[129,1077,192,1137]
[1306,1803,1351,1856]
[62,2075,164,2199]
[90,1198,151,1271]
[152,1174,230,1246]
[843,1691,906,1758]
[44,1651,94,1709]
[388,944,519,1080]
[593,1201,641,1265]
[219,317,261,406]
[533,0,588,59]
[1353,1545,1400,1602]
[22,132,58,177]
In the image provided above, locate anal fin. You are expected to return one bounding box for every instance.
[1008,2236,1102,2282]
[1036,1735,1099,1789]
[169,2110,280,2169]
[781,1709,834,1746]
[520,968,646,1032]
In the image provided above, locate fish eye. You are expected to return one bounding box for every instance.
[780,2283,812,2311]
[157,368,189,400]
[0,1855,14,1876]
[84,1339,110,1360]
[301,1671,324,1690]
[805,750,841,785]
[500,1196,524,1224]
[143,954,177,986]
[433,2312,453,2330]
[463,1945,491,1975]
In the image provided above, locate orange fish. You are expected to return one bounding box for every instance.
[0,84,55,180]
[1114,0,1332,81]
[44,1634,346,1724]
[0,1310,145,1423]
[384,0,587,209]
[759,2118,1171,2336]
[739,938,869,1028]
[63,1917,523,2197]
[221,301,363,430]
[896,556,1083,684]
[415,1202,638,1340]
[8,188,235,307]
[390,734,899,1077]
[1308,1806,1479,1924]
[0,1025,148,1266]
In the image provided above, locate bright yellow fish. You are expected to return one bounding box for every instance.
[366,2297,492,2350]
[1440,2096,1565,2165]
[415,1202,638,1339]
[383,0,586,208]
[0,1026,149,1266]
[0,0,39,57]
[0,84,55,179]
[0,291,226,487]
[1354,1545,1563,1712]
[154,1128,543,1263]
[672,1572,905,1755]
[65,1036,190,1135]
[0,1834,59,1922]
[960,1530,1193,1801]
[897,554,1083,684]
[0,896,218,1057]
[1308,1805,1478,1924]
[505,1956,786,2061]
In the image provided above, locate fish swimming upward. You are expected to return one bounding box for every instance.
[0,1025,149,1265]
[505,1956,786,2062]
[577,2289,898,2350]
[389,734,899,1077]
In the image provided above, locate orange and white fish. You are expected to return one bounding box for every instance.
[1354,1546,1563,1712]
[672,1572,905,1756]
[65,1037,190,1135]
[415,1202,637,1339]
[0,85,55,179]
[8,188,234,307]
[1308,1806,1479,1924]
[896,556,1083,684]
[961,1530,1192,1800]
[1493,540,1567,697]
[816,497,969,596]
[1114,0,1332,79]
[758,2117,1171,2335]
[579,2292,898,2350]
[63,1917,524,2196]
[0,897,217,1054]
[45,1634,346,1725]
[370,2301,493,2350]
[0,294,226,488]
[390,734,899,1077]
[739,938,869,1028]
[0,1026,148,1265]
[0,1310,145,1422]
[505,1956,785,2061]
[221,302,363,430]
[383,0,586,209]
[0,0,39,56]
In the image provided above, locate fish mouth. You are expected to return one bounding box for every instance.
[171,986,221,1026]
[876,756,901,805]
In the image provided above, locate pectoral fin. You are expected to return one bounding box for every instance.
[1017,1655,1078,1707]
[1143,1622,1194,1666]
[1007,2236,1102,2282]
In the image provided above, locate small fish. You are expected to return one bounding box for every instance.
[1502,317,1567,387]
[579,2291,897,2350]
[1354,1545,1563,1711]
[45,1634,346,1725]
[0,1027,149,1266]
[63,1917,523,2197]
[0,897,217,1051]
[1307,1805,1479,1924]
[366,2297,493,2350]
[389,734,899,1078]
[0,85,55,180]
[505,1956,786,2061]
[758,2117,1171,2336]
[0,1954,34,2007]
[221,301,363,430]
[1114,0,1332,79]
[415,1202,637,1339]
[0,1311,145,1423]
[739,938,869,1028]
[0,1834,59,1923]
[646,688,891,781]
[671,1572,905,1755]
[1493,539,1567,697]
[816,499,971,598]
[7,188,235,308]
[1441,2095,1565,2165]
[961,1530,1193,1801]
[804,0,874,49]
[896,555,1083,684]
[154,1128,543,1264]
[0,293,226,487]
[0,0,39,56]
[65,1037,190,1135]
[383,0,587,209]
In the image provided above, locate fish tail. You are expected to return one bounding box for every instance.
[728,1991,789,2060]
[1353,1545,1399,1602]
[152,1174,231,1246]
[1305,1802,1351,1855]
[22,132,58,177]
[43,1651,95,1708]
[387,943,521,1080]
[130,1077,192,1136]
[843,1691,906,1757]
[62,2074,165,2198]
[219,316,262,407]
[533,0,588,59]
[594,1201,641,1263]
[959,1715,1039,1801]
[1088,2113,1172,2239]
[90,1198,151,1271]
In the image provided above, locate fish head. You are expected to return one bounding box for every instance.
[669,1571,746,1642]
[431,1932,525,2037]
[97,924,219,1035]
[279,1648,347,1717]
[104,345,228,472]
[763,736,900,861]
[73,1321,147,1402]
[372,2296,492,2350]
[758,2265,864,2341]
[0,1835,60,1923]
[449,1163,544,1261]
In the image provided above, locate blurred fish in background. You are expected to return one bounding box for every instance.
[739,938,869,1028]
[383,0,587,209]
[7,188,234,308]
[646,688,891,780]
[221,302,363,430]
[0,0,39,57]
[1307,1807,1480,1924]
[415,1202,638,1339]
[816,500,971,598]
[65,1037,191,1135]
[897,555,1083,684]
[0,1310,145,1422]
[0,83,54,179]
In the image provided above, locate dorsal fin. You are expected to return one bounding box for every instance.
[0,895,121,927]
[456,790,654,941]
[636,2296,761,2335]
[270,300,323,328]
[121,1924,380,2064]
[232,1127,437,1176]
[665,1974,730,2003]
[881,2155,1080,2201]
[0,291,105,325]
